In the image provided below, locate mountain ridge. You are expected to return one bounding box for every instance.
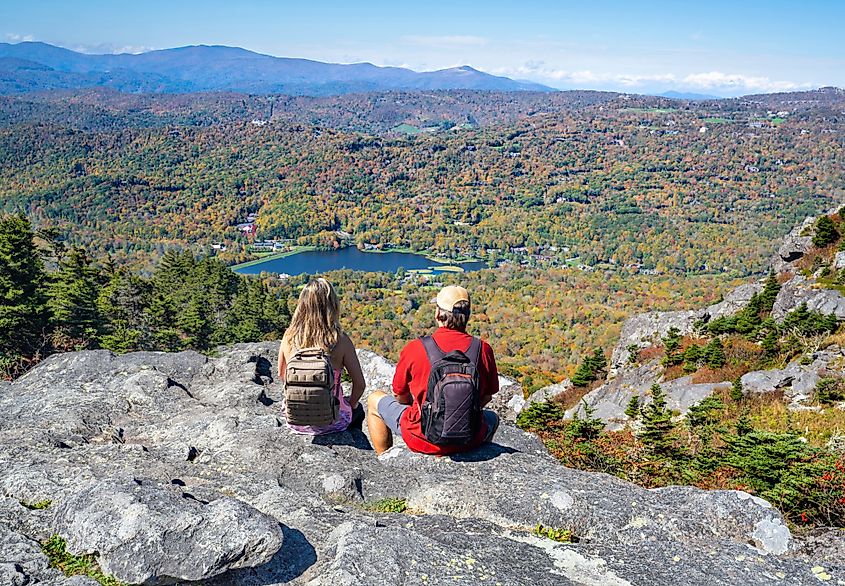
[0,41,554,95]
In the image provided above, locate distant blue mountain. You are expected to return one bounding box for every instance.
[0,42,554,95]
[659,90,722,101]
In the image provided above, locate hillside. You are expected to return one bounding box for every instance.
[0,42,553,95]
[505,211,845,535]
[1,88,842,276]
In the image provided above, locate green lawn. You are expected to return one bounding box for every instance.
[229,245,317,270]
[391,124,422,135]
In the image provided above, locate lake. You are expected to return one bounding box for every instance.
[233,246,487,276]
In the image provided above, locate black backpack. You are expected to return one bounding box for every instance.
[419,335,483,445]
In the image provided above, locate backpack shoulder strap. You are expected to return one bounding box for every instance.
[466,337,482,366]
[291,346,326,358]
[420,335,445,365]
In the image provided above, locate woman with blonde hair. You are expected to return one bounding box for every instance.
[279,277,366,434]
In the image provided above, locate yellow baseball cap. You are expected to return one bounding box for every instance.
[433,285,471,313]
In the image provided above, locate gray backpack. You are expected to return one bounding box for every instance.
[419,336,483,445]
[284,347,338,426]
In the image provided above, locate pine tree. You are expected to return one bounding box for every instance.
[703,338,726,369]
[640,383,677,457]
[0,214,50,372]
[735,408,753,436]
[761,328,779,356]
[571,348,607,387]
[686,396,726,474]
[681,344,701,372]
[625,395,641,419]
[516,401,566,432]
[97,271,151,353]
[145,292,182,351]
[685,396,724,429]
[759,272,781,314]
[813,215,840,248]
[663,327,682,353]
[47,247,102,347]
[587,348,607,373]
[661,327,684,366]
[566,400,604,441]
[730,377,744,402]
[223,279,289,344]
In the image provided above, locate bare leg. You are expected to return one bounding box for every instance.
[367,391,393,455]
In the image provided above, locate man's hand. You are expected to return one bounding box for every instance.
[395,392,413,405]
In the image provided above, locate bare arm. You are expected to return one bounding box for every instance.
[341,335,366,409]
[278,339,288,379]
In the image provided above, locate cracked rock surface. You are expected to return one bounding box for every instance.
[1,343,842,585]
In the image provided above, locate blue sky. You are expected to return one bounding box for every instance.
[3,0,843,95]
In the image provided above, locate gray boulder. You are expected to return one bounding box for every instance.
[567,360,663,424]
[740,347,845,403]
[741,369,797,394]
[609,310,703,371]
[52,480,284,585]
[772,275,845,320]
[526,378,572,406]
[771,216,815,274]
[570,359,730,427]
[703,282,763,321]
[486,374,524,422]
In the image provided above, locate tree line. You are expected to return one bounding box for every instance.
[0,214,289,379]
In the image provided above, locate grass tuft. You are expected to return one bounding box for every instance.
[20,499,52,510]
[533,524,573,543]
[360,497,408,513]
[41,534,125,586]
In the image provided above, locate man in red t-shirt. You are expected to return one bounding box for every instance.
[367,285,500,455]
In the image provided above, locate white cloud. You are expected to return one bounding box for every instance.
[4,33,35,43]
[497,61,815,95]
[402,35,488,48]
[497,63,677,87]
[681,71,812,92]
[72,43,156,55]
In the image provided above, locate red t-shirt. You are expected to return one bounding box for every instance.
[392,327,499,455]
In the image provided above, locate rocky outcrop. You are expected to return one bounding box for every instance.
[704,283,763,321]
[771,274,845,319]
[2,344,840,585]
[567,360,731,428]
[771,216,815,274]
[54,480,284,584]
[740,347,845,406]
[590,212,845,427]
[609,310,703,371]
[526,378,572,406]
